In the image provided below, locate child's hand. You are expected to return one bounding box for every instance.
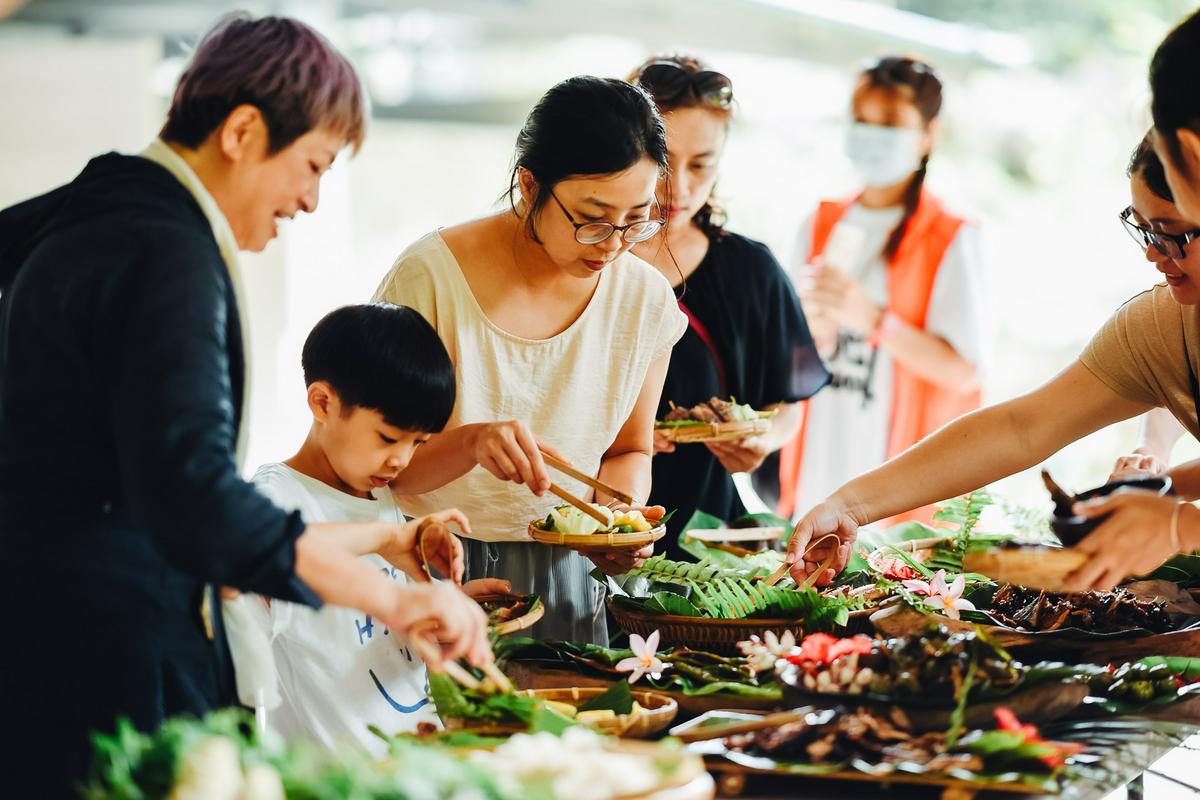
[382,509,470,584]
[462,578,512,599]
[384,581,492,666]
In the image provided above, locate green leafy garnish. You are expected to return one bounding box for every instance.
[577,681,635,714]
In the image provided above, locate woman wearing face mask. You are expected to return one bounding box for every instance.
[787,133,1200,593]
[374,77,686,643]
[778,56,986,527]
[624,56,829,556]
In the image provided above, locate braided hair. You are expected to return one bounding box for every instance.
[856,57,943,263]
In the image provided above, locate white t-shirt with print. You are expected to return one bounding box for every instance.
[244,462,439,756]
[787,203,987,519]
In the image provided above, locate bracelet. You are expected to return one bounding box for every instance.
[1169,500,1188,553]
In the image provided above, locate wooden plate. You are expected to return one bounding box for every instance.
[528,522,666,552]
[963,546,1088,591]
[503,660,782,720]
[655,418,772,444]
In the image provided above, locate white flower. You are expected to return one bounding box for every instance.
[167,736,243,800]
[918,570,976,621]
[737,630,797,674]
[615,630,669,683]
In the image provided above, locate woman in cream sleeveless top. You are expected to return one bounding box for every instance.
[375,77,685,642]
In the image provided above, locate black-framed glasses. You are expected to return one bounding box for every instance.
[550,192,664,245]
[1120,206,1200,259]
[635,61,733,109]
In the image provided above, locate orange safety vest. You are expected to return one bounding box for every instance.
[778,190,981,527]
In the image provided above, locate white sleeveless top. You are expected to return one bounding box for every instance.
[374,231,686,542]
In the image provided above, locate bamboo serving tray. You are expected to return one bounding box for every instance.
[441,686,678,739]
[502,660,782,719]
[528,522,666,552]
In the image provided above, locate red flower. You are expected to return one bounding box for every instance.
[994,707,1085,768]
[785,634,875,666]
[866,549,920,581]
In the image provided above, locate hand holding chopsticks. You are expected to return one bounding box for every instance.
[540,450,635,506]
[409,622,511,693]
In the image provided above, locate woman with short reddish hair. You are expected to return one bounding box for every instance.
[0,13,488,793]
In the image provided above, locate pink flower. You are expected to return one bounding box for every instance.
[615,630,669,684]
[902,575,935,595]
[911,570,976,620]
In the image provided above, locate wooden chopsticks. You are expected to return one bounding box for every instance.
[541,450,635,506]
[548,483,611,525]
[763,533,841,588]
[409,624,512,692]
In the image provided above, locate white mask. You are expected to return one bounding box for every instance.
[845,122,924,188]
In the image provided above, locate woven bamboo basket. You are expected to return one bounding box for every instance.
[477,593,544,636]
[608,597,873,654]
[528,522,666,552]
[962,547,1089,592]
[655,417,773,443]
[441,686,678,739]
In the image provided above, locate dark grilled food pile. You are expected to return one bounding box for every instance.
[725,707,983,772]
[987,585,1174,633]
[662,397,740,423]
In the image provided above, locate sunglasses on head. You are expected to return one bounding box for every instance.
[635,61,733,110]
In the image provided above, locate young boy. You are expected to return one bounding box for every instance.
[229,302,507,755]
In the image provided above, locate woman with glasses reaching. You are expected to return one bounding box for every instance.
[787,131,1200,594]
[373,77,686,644]
[626,55,830,556]
[1107,141,1193,483]
[778,56,986,528]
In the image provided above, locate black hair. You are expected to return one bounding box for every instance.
[301,303,455,432]
[1128,133,1174,203]
[506,76,669,242]
[857,56,943,263]
[1150,9,1200,176]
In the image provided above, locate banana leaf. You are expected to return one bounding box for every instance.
[495,638,781,700]
[1147,553,1200,587]
[1084,656,1200,715]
